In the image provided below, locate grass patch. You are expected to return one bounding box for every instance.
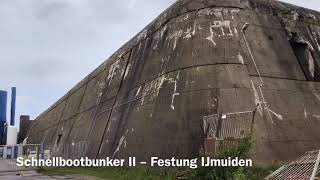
[38,167,175,180]
[187,138,279,180]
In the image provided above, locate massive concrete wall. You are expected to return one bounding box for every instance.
[27,0,320,165]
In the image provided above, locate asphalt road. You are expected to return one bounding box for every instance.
[0,170,105,180]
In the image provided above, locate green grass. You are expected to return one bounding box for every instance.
[38,167,175,180]
[187,138,279,180]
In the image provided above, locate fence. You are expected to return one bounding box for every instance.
[203,111,255,155]
[0,144,43,172]
[265,150,320,180]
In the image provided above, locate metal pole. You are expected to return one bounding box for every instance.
[310,150,320,180]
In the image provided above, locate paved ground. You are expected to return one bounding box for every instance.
[0,160,106,179]
[0,170,105,180]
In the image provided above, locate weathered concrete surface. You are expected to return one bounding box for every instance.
[27,0,320,165]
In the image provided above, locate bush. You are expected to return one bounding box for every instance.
[187,138,277,180]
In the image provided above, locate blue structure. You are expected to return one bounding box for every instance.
[0,91,7,123]
[10,87,16,126]
[0,90,7,145]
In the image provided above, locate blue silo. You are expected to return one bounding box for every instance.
[0,90,7,145]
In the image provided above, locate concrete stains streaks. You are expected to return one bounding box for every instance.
[139,75,168,107]
[309,13,316,20]
[140,82,153,106]
[153,25,168,50]
[212,21,233,37]
[168,30,183,50]
[230,9,240,20]
[183,23,196,39]
[124,62,131,79]
[304,107,308,119]
[197,8,214,17]
[266,108,283,121]
[135,86,141,97]
[205,22,217,46]
[137,29,148,43]
[184,14,189,20]
[292,11,299,20]
[307,50,315,78]
[234,27,239,37]
[96,81,106,105]
[112,129,129,157]
[205,20,234,46]
[312,32,320,51]
[167,71,180,110]
[107,59,120,85]
[197,8,240,20]
[96,92,103,105]
[237,52,244,65]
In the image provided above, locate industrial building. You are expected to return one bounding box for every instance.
[18,115,33,144]
[27,0,320,165]
[0,87,18,146]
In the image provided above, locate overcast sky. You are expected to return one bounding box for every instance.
[0,0,319,125]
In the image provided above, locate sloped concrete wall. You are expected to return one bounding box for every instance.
[27,0,320,165]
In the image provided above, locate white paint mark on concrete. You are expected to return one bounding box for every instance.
[168,72,180,110]
[234,27,238,37]
[292,11,299,20]
[212,21,233,36]
[96,92,103,105]
[168,30,183,50]
[137,29,148,42]
[205,22,217,46]
[237,52,244,65]
[153,25,167,50]
[183,23,196,39]
[309,13,316,20]
[112,129,129,157]
[198,8,240,20]
[205,20,234,45]
[124,63,131,79]
[107,59,120,85]
[307,50,315,78]
[267,108,283,120]
[184,14,189,20]
[304,108,308,119]
[231,9,240,20]
[213,9,223,19]
[136,86,141,97]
